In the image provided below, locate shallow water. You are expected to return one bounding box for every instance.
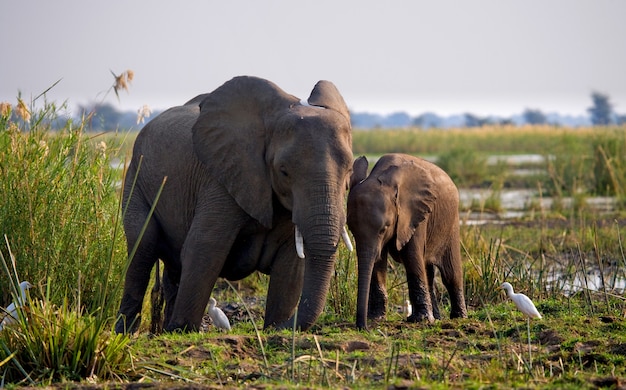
[459,188,617,225]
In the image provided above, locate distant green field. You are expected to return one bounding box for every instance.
[352,125,626,156]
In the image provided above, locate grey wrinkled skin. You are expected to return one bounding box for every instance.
[347,154,467,330]
[115,76,353,333]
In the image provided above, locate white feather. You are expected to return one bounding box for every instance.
[501,282,542,319]
[0,281,32,331]
[207,297,231,331]
[404,299,413,317]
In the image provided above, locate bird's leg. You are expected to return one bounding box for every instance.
[527,317,532,369]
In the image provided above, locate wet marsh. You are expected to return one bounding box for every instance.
[2,116,626,387]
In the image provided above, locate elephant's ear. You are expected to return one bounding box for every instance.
[307,80,351,123]
[350,156,369,189]
[393,161,437,251]
[184,93,210,106]
[192,76,299,228]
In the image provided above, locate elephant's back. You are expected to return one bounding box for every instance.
[124,104,210,241]
[378,153,458,200]
[128,105,202,179]
[133,105,199,156]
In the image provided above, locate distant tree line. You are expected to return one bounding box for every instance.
[38,91,625,131]
[587,92,625,126]
[353,92,626,129]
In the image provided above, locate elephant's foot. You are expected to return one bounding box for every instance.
[115,313,141,334]
[357,315,384,331]
[432,304,442,320]
[407,312,435,324]
[366,311,386,321]
[450,307,468,319]
[367,299,387,320]
[163,321,199,333]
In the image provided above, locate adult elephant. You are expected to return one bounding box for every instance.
[347,154,467,330]
[115,76,353,333]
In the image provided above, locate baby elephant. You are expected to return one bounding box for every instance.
[347,153,467,330]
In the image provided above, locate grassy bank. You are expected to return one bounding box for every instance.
[1,100,625,387]
[127,296,626,389]
[354,126,626,199]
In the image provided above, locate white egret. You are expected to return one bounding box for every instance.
[207,297,231,331]
[0,281,32,331]
[501,281,541,368]
[500,282,542,319]
[403,299,413,318]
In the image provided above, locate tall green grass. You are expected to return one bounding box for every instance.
[0,100,131,384]
[0,101,127,313]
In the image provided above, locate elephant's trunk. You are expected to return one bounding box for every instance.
[281,183,345,330]
[356,251,376,330]
[293,247,337,330]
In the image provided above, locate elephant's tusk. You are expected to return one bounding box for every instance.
[341,226,353,252]
[295,225,305,259]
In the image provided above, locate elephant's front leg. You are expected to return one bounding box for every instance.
[116,209,161,334]
[367,256,388,320]
[264,243,304,328]
[165,209,245,331]
[403,236,435,323]
[439,237,468,319]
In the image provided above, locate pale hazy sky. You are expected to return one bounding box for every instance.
[1,1,625,117]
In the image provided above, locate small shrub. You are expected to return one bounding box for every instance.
[592,130,626,196]
[0,294,130,383]
[437,148,488,188]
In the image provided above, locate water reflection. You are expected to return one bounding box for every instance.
[459,188,617,225]
[547,268,626,297]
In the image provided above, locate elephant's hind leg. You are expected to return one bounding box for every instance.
[116,212,161,333]
[427,263,441,319]
[439,237,467,319]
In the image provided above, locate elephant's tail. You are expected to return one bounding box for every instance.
[150,260,164,334]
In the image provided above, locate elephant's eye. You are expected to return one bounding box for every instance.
[280,166,289,178]
[379,226,388,235]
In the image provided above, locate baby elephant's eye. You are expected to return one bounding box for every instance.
[280,167,289,177]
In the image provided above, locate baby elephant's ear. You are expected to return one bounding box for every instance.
[350,156,369,189]
[395,162,437,250]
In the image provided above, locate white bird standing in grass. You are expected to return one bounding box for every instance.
[501,281,541,368]
[0,281,32,331]
[501,282,542,319]
[404,299,413,318]
[207,297,231,331]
